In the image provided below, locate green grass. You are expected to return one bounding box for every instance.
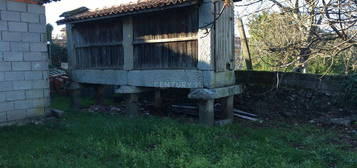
[0,96,356,168]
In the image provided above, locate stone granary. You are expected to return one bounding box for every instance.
[0,0,60,125]
[58,0,242,126]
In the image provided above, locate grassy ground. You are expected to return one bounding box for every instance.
[0,96,356,168]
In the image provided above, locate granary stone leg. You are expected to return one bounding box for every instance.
[154,89,162,109]
[220,96,234,123]
[198,99,215,126]
[95,85,105,105]
[127,93,139,117]
[69,82,81,110]
[188,86,242,126]
[115,86,153,117]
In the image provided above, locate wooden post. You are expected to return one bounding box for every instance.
[237,18,253,70]
[66,24,77,74]
[198,99,214,126]
[95,85,105,105]
[221,96,234,121]
[66,24,81,110]
[127,93,139,117]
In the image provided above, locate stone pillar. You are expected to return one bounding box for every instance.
[115,86,152,117]
[69,82,81,110]
[95,85,105,105]
[154,89,162,109]
[198,99,214,126]
[188,86,242,126]
[197,0,214,71]
[127,93,139,117]
[220,96,234,122]
[198,0,215,89]
[123,17,134,71]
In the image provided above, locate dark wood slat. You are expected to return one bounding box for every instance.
[132,7,199,69]
[73,18,124,69]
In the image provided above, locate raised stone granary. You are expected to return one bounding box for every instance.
[0,0,50,125]
[58,0,242,126]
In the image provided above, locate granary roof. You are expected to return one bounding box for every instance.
[41,0,60,3]
[57,0,201,24]
[20,0,60,4]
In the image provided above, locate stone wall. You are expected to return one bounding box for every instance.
[0,0,49,125]
[235,70,351,94]
[235,70,357,119]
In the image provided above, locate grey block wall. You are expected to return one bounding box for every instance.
[0,0,49,125]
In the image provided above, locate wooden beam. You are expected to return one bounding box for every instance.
[75,42,123,48]
[66,24,76,72]
[132,37,197,45]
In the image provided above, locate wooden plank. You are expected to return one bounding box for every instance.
[75,42,123,48]
[73,18,124,69]
[130,7,200,69]
[132,37,197,44]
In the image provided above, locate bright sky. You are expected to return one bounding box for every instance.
[45,0,135,36]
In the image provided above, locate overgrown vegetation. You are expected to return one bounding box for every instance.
[50,43,68,67]
[248,12,357,75]
[342,75,357,109]
[235,0,357,74]
[0,96,356,168]
[47,23,68,67]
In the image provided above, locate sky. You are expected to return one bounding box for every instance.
[45,0,135,36]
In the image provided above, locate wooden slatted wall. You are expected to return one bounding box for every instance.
[133,7,199,69]
[73,19,124,69]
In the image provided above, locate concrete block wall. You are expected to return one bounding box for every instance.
[0,0,49,125]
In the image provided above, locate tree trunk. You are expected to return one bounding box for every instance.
[237,18,253,70]
[295,48,310,73]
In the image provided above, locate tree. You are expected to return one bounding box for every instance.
[235,0,357,74]
[249,13,307,71]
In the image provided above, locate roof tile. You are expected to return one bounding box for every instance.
[57,0,200,24]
